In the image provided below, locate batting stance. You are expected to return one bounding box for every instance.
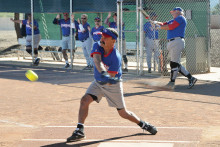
[53,13,78,68]
[10,14,41,66]
[152,7,197,89]
[144,12,160,73]
[66,28,157,142]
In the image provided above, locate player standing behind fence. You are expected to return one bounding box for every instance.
[66,28,157,142]
[91,17,104,42]
[152,7,197,89]
[76,14,93,70]
[105,12,128,73]
[53,13,78,68]
[10,14,41,66]
[144,12,160,73]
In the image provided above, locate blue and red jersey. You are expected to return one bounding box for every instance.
[91,26,104,42]
[166,15,186,40]
[22,20,40,35]
[53,18,78,36]
[78,22,90,41]
[91,42,122,82]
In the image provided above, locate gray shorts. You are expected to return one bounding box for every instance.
[61,36,75,50]
[86,80,126,109]
[26,34,41,49]
[167,38,185,63]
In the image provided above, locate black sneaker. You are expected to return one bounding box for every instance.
[64,63,70,68]
[122,68,128,74]
[33,58,40,66]
[188,77,197,89]
[142,121,158,135]
[66,129,85,142]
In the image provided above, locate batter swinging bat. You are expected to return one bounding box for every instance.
[140,9,151,20]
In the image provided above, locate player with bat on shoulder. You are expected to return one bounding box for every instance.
[66,28,157,142]
[142,7,197,89]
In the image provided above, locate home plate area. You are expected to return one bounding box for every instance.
[20,126,202,147]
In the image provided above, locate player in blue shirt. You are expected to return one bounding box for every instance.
[152,7,197,89]
[66,28,157,142]
[10,14,41,66]
[76,14,93,70]
[53,13,78,68]
[105,12,128,73]
[144,12,160,73]
[91,17,104,42]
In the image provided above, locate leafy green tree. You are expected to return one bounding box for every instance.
[212,3,220,15]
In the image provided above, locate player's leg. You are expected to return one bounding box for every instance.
[33,34,41,66]
[62,37,69,68]
[85,38,93,68]
[25,35,32,55]
[67,81,103,142]
[122,39,128,72]
[67,36,76,67]
[146,38,153,73]
[117,108,157,135]
[82,41,90,70]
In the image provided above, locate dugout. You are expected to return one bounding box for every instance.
[0,0,210,75]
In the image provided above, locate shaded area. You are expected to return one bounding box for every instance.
[42,133,147,147]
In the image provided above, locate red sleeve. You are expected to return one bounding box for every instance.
[168,20,180,30]
[90,52,101,58]
[162,22,168,25]
[107,71,118,74]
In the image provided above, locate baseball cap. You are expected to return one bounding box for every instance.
[170,7,183,13]
[63,12,69,15]
[94,17,101,21]
[102,28,118,40]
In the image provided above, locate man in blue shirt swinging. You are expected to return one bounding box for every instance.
[66,28,157,142]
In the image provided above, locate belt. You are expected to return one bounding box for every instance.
[168,37,184,42]
[63,35,70,37]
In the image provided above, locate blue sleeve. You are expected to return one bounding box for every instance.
[174,16,184,24]
[155,30,159,39]
[34,20,39,28]
[108,55,120,72]
[22,20,27,25]
[144,23,147,32]
[91,43,102,57]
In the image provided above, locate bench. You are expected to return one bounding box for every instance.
[13,38,137,61]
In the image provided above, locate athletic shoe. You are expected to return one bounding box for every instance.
[83,65,90,70]
[64,63,70,68]
[166,81,175,90]
[148,68,151,73]
[33,58,40,66]
[142,121,158,135]
[66,129,85,142]
[122,68,128,74]
[188,77,197,89]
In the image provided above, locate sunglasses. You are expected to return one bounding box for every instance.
[95,20,100,22]
[81,18,86,19]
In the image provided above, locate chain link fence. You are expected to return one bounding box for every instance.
[0,0,215,76]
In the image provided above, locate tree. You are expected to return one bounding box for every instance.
[212,3,220,15]
[14,13,22,40]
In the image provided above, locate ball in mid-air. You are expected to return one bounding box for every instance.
[25,70,38,81]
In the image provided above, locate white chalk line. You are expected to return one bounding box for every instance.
[22,139,199,144]
[0,120,35,128]
[45,126,201,129]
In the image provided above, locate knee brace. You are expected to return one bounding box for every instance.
[123,55,128,63]
[34,50,38,55]
[170,61,180,82]
[26,49,32,54]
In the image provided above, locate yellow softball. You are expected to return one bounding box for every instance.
[25,70,38,81]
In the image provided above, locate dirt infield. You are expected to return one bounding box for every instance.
[0,64,220,147]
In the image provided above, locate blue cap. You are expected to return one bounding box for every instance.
[94,17,101,21]
[102,28,118,40]
[171,7,183,12]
